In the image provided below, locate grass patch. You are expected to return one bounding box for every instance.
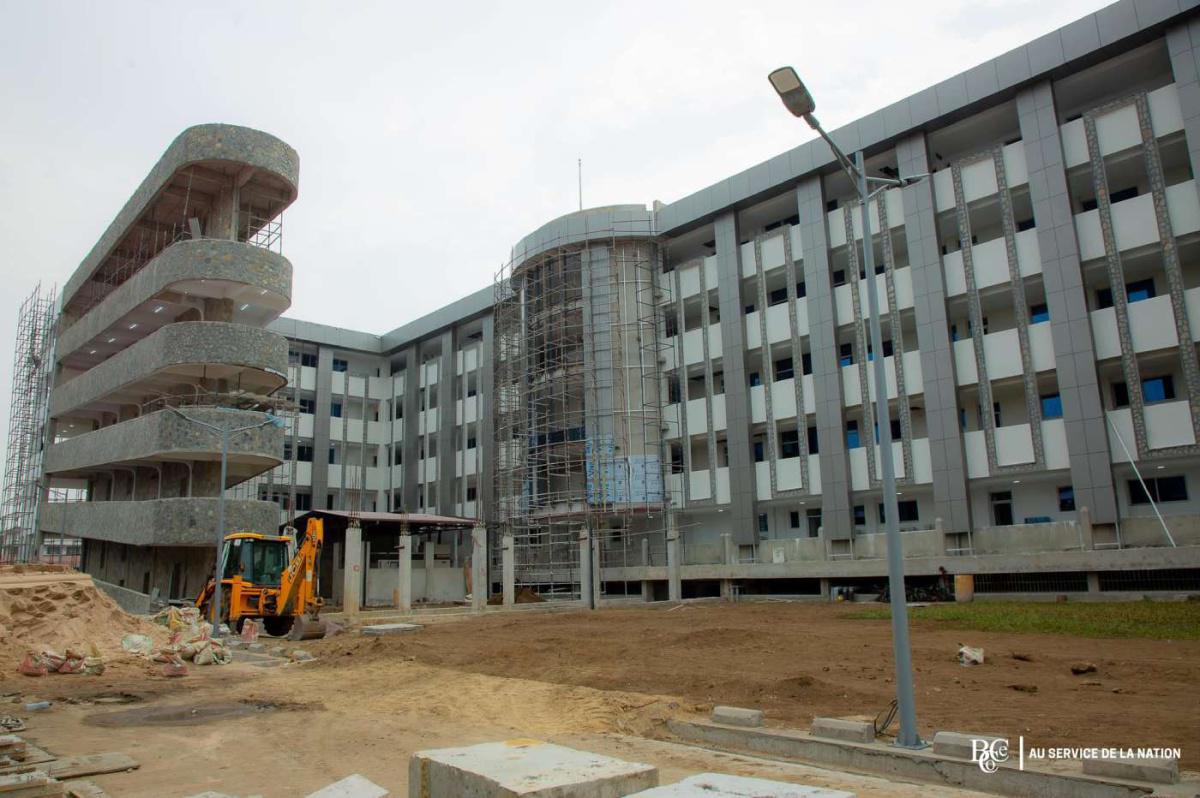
[850,601,1200,640]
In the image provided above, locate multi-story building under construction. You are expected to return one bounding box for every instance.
[11,0,1200,607]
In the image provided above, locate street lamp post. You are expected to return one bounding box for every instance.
[168,406,285,637]
[769,66,926,748]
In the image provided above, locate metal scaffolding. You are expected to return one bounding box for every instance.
[493,225,675,599]
[0,284,58,563]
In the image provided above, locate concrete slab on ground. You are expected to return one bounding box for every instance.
[810,718,874,744]
[361,623,422,636]
[1082,755,1180,784]
[305,773,389,797]
[408,739,657,797]
[628,772,855,796]
[711,706,764,728]
[930,731,1006,760]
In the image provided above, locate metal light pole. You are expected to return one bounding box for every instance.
[168,406,285,636]
[769,66,926,748]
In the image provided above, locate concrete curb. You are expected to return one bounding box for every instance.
[666,720,1168,798]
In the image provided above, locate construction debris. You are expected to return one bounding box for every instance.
[304,773,388,797]
[956,645,984,666]
[0,770,66,797]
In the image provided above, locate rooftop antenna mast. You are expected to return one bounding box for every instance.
[578,158,583,211]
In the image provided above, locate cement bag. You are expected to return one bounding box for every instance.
[958,645,984,666]
[17,653,46,677]
[121,634,154,655]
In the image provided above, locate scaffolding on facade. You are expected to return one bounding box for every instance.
[227,361,301,526]
[0,284,58,563]
[492,223,676,599]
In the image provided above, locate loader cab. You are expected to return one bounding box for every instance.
[221,534,288,587]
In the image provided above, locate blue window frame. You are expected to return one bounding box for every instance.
[1126,278,1155,303]
[846,421,861,449]
[839,343,854,367]
[330,401,343,418]
[1040,393,1063,419]
[1030,303,1050,323]
[1142,375,1175,404]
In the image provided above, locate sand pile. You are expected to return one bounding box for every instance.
[0,566,167,671]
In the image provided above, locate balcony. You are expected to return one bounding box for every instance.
[49,322,288,419]
[826,189,904,248]
[952,323,1055,385]
[1060,83,1184,169]
[40,497,280,547]
[942,227,1042,296]
[1091,294,1180,359]
[932,140,1028,213]
[833,267,915,325]
[1075,179,1200,262]
[739,227,802,277]
[45,407,282,484]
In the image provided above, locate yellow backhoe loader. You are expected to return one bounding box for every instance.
[196,516,327,639]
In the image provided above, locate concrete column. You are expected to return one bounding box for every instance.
[1086,571,1101,594]
[797,177,852,539]
[501,534,515,607]
[423,535,435,602]
[578,527,594,609]
[1017,81,1118,524]
[713,212,757,543]
[470,524,486,613]
[666,516,682,602]
[478,315,496,526]
[1079,506,1095,551]
[591,533,603,608]
[396,534,412,612]
[437,329,456,513]
[897,133,972,533]
[401,344,421,510]
[312,346,334,511]
[342,523,363,616]
[720,532,735,600]
[820,577,831,602]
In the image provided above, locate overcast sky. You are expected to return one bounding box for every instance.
[0,0,1110,450]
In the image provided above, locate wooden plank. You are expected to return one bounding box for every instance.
[0,771,53,792]
[0,746,54,774]
[44,754,136,780]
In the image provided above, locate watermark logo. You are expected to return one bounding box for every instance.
[971,738,1011,773]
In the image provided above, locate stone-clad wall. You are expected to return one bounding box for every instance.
[58,239,292,358]
[44,407,283,476]
[50,322,287,416]
[62,124,299,307]
[42,497,280,547]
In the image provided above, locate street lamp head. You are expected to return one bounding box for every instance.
[768,66,816,119]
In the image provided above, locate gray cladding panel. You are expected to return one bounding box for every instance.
[311,346,334,509]
[897,133,972,532]
[1016,81,1118,524]
[713,212,757,543]
[796,177,852,539]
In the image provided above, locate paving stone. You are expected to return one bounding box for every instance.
[408,739,657,797]
[810,718,874,744]
[305,773,388,797]
[1082,755,1179,785]
[711,706,764,728]
[361,623,421,636]
[629,773,855,797]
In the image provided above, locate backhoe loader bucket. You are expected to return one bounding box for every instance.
[288,614,328,641]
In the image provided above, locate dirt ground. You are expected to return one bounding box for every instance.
[1,600,1197,797]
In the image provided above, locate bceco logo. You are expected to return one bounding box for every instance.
[971,738,1010,773]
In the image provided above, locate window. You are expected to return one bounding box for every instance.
[332,358,349,373]
[1112,381,1129,408]
[990,491,1014,526]
[744,303,757,315]
[779,429,800,459]
[670,444,684,474]
[300,352,318,368]
[879,500,919,523]
[758,513,769,533]
[467,436,476,449]
[667,376,681,404]
[297,444,313,463]
[1129,476,1188,504]
[959,408,968,431]
[328,447,337,464]
[466,485,477,501]
[664,313,679,338]
[393,447,402,465]
[293,493,311,511]
[806,508,822,538]
[1142,375,1175,404]
[801,352,812,375]
[1058,486,1075,512]
[807,426,819,454]
[1030,303,1050,323]
[753,441,765,462]
[1016,217,1035,232]
[1110,185,1139,204]
[330,401,343,418]
[749,372,762,388]
[795,281,807,298]
[846,420,861,449]
[1126,278,1155,303]
[839,343,854,367]
[832,269,846,287]
[774,357,794,381]
[299,398,315,415]
[789,511,801,529]
[283,442,293,461]
[992,401,1002,427]
[866,340,893,360]
[768,287,788,306]
[1041,393,1063,419]
[852,505,866,526]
